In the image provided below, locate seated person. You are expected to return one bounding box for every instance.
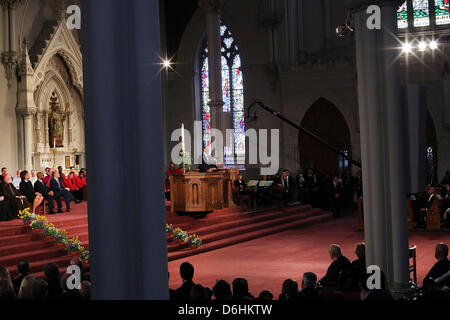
[34,172,56,215]
[274,170,295,204]
[234,174,247,193]
[50,171,79,213]
[176,262,195,301]
[298,272,321,301]
[278,279,299,301]
[416,186,439,228]
[78,169,87,187]
[0,167,7,182]
[423,242,450,290]
[30,170,38,186]
[12,170,21,189]
[43,167,53,187]
[65,172,83,201]
[167,162,183,175]
[0,188,13,221]
[319,244,352,288]
[351,242,366,286]
[0,174,29,217]
[19,170,44,213]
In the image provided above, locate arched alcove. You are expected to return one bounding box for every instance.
[299,98,352,174]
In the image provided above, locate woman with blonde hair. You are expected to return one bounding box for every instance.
[17,274,36,300]
[0,266,15,300]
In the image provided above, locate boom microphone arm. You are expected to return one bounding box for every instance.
[246,99,362,168]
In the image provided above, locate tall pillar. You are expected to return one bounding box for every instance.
[198,0,226,150]
[23,113,33,171]
[348,0,412,297]
[82,0,168,299]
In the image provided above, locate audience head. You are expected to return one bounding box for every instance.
[20,170,29,181]
[31,279,48,300]
[1,167,6,175]
[17,260,29,276]
[329,244,342,260]
[4,174,12,184]
[45,167,51,175]
[213,280,232,300]
[37,172,44,180]
[179,262,194,281]
[52,171,59,179]
[258,290,273,300]
[31,170,36,177]
[80,281,91,300]
[16,170,20,177]
[58,166,63,173]
[232,278,249,297]
[302,272,317,290]
[435,242,449,260]
[428,186,436,195]
[0,267,14,300]
[359,270,388,299]
[70,256,84,272]
[44,262,60,280]
[281,279,298,299]
[18,274,36,300]
[190,284,209,302]
[70,166,76,173]
[60,273,76,293]
[355,242,366,260]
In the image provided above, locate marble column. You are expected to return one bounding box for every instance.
[82,0,168,299]
[23,112,34,171]
[198,0,226,149]
[348,0,412,296]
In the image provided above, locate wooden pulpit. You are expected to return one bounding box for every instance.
[169,168,239,213]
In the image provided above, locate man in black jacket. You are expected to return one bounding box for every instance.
[330,176,344,219]
[176,262,195,300]
[319,244,352,288]
[34,172,56,214]
[423,243,450,290]
[49,171,78,213]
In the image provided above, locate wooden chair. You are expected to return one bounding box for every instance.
[426,199,441,230]
[357,198,364,230]
[409,245,417,284]
[406,198,415,230]
[232,186,251,207]
[35,201,47,215]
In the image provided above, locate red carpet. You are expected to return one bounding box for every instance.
[168,216,450,298]
[1,202,450,300]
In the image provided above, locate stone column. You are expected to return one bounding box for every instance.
[23,112,34,171]
[348,0,412,297]
[44,110,49,151]
[198,0,226,151]
[82,0,168,299]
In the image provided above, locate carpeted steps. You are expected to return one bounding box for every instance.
[0,203,332,278]
[167,205,332,261]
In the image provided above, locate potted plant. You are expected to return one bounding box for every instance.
[80,249,90,264]
[66,237,82,256]
[54,230,69,248]
[166,224,175,240]
[41,223,58,241]
[30,215,48,233]
[18,208,35,225]
[173,227,188,243]
[187,234,203,249]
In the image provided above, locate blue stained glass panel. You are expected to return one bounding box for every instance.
[435,0,450,25]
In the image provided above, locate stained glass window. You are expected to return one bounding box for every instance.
[200,23,245,160]
[339,150,349,170]
[427,146,434,167]
[413,0,430,27]
[435,0,450,25]
[398,2,409,29]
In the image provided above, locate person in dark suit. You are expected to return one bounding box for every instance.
[330,175,344,219]
[275,170,295,205]
[34,172,56,214]
[416,186,438,228]
[319,244,352,287]
[50,171,78,213]
[19,170,44,213]
[0,187,13,221]
[176,262,195,301]
[298,272,322,301]
[1,174,29,217]
[423,243,450,290]
[0,167,6,182]
[198,145,218,173]
[12,260,29,295]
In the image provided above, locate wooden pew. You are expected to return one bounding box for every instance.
[426,198,441,230]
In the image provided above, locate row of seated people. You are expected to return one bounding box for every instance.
[0,166,87,220]
[0,257,90,300]
[409,183,450,229]
[169,242,450,302]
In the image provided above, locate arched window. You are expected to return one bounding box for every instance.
[200,22,245,162]
[397,0,450,29]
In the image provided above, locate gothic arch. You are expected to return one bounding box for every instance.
[35,69,71,113]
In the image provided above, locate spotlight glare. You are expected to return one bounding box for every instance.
[402,42,412,53]
[163,59,172,68]
[429,41,438,50]
[418,41,427,51]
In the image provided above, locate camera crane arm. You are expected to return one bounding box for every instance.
[246,100,362,168]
